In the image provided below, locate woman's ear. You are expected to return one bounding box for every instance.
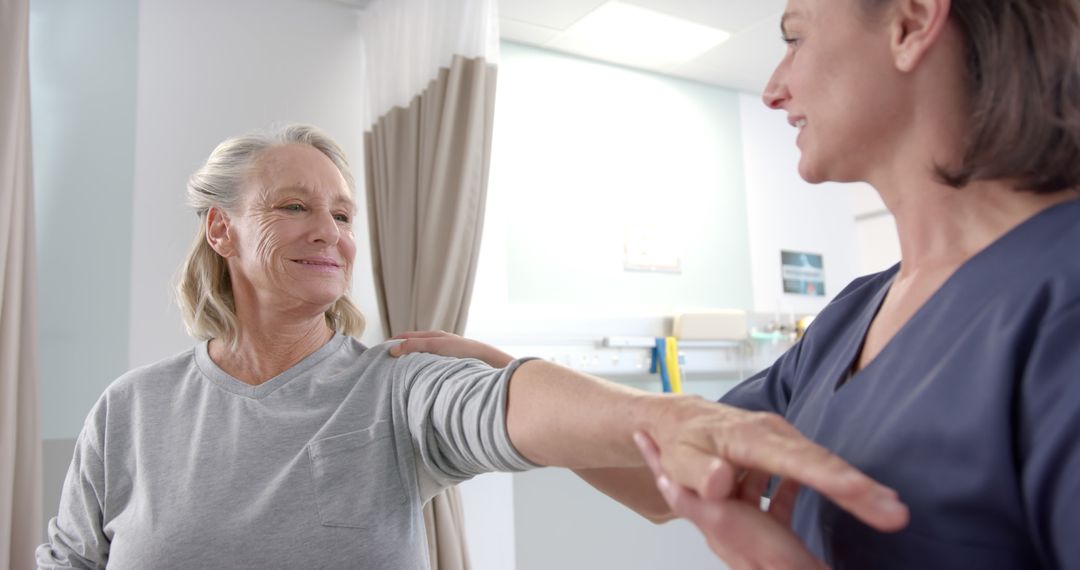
[889,0,952,72]
[205,207,235,257]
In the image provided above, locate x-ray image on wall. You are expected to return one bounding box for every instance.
[781,250,825,296]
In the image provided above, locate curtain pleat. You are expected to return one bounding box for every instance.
[422,477,471,569]
[364,54,497,570]
[0,0,44,567]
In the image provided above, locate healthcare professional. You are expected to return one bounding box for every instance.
[400,0,1080,567]
[636,0,1080,566]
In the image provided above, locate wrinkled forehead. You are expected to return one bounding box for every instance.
[245,144,356,211]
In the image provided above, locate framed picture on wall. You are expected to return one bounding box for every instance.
[624,223,682,274]
[781,250,825,296]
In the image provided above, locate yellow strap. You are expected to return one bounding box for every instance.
[666,336,683,394]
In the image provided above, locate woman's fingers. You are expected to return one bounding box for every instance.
[388,332,515,368]
[651,470,828,570]
[390,337,437,356]
[735,469,771,506]
[768,478,801,527]
[389,331,455,357]
[389,331,461,357]
[657,408,909,532]
[637,429,811,524]
[634,432,738,500]
[719,433,906,532]
[391,330,455,340]
[633,431,664,477]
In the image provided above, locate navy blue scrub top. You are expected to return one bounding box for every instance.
[722,199,1080,569]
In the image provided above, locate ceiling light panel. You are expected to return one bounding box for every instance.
[548,1,731,68]
[499,0,609,30]
[500,18,562,45]
[622,0,786,34]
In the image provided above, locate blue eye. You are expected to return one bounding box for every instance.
[334,213,351,223]
[282,203,306,212]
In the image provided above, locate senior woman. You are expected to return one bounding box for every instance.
[36,125,905,569]
[418,0,1079,568]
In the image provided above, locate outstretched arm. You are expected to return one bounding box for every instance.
[393,332,678,521]
[500,359,906,530]
[392,331,908,542]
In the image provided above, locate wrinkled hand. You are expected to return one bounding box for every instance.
[640,398,908,538]
[389,330,515,368]
[636,431,826,569]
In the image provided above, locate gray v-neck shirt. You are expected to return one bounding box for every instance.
[37,335,537,569]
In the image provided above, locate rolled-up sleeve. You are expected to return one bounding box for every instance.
[395,353,540,502]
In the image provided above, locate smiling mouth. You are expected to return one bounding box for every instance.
[291,259,341,268]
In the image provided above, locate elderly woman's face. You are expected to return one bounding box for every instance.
[224,143,356,313]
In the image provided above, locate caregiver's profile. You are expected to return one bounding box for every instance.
[36,124,906,569]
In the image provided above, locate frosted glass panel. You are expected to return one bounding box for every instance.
[492,43,752,311]
[31,0,138,439]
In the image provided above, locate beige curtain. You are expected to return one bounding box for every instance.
[365,54,497,570]
[0,0,44,567]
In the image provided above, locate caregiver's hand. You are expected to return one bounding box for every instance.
[635,431,826,570]
[637,396,909,535]
[390,330,514,368]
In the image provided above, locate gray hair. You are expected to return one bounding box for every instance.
[176,124,365,343]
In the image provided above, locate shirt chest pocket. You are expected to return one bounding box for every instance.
[307,421,409,529]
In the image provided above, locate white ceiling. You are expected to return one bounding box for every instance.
[498,0,788,94]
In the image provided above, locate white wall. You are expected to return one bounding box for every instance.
[128,0,384,369]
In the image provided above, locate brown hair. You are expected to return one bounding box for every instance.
[177,124,365,345]
[864,0,1080,193]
